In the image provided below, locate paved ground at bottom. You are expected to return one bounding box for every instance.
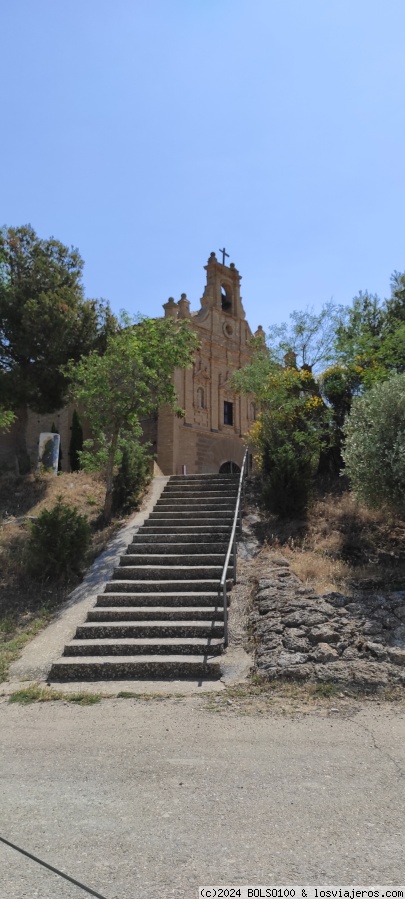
[0,696,404,899]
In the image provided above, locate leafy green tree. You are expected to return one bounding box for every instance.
[68,315,199,521]
[342,373,405,513]
[266,300,344,372]
[0,408,15,431]
[335,279,405,390]
[0,224,116,414]
[233,356,328,517]
[334,291,386,388]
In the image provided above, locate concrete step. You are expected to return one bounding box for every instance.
[77,618,224,636]
[105,579,232,593]
[158,487,238,502]
[147,511,234,520]
[87,606,224,621]
[63,638,224,656]
[75,621,224,639]
[155,504,235,513]
[130,534,229,545]
[120,553,230,566]
[157,494,236,502]
[140,524,233,533]
[113,565,226,581]
[128,541,229,552]
[49,655,222,680]
[154,506,235,515]
[169,476,239,483]
[96,592,229,607]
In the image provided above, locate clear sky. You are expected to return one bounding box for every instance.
[2,0,405,332]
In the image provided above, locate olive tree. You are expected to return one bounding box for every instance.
[342,373,405,513]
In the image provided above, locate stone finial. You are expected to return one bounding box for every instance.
[207,252,217,264]
[178,292,191,318]
[255,325,266,340]
[163,297,178,318]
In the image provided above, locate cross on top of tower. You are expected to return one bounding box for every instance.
[219,247,229,266]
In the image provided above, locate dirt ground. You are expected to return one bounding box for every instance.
[253,482,405,596]
[1,692,404,899]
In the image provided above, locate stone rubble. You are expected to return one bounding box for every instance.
[250,554,405,689]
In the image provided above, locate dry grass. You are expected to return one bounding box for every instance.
[0,469,134,681]
[247,479,405,595]
[203,681,405,716]
[0,468,106,524]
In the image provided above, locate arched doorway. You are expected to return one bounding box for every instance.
[219,461,241,474]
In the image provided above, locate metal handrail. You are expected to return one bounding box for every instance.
[219,449,248,648]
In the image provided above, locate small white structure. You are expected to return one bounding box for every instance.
[38,432,60,475]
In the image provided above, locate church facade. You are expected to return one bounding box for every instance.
[147,251,259,475]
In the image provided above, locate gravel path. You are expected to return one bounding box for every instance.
[1,695,404,898]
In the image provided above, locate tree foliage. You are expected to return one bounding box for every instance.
[233,356,328,516]
[0,224,116,413]
[266,300,344,372]
[232,268,405,515]
[342,373,405,513]
[68,315,199,521]
[0,408,15,431]
[335,282,405,390]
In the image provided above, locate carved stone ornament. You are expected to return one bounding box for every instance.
[194,360,210,380]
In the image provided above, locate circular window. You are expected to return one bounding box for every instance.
[223,322,233,338]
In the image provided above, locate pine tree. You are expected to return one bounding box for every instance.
[68,410,83,472]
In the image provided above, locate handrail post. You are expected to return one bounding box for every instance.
[223,582,228,648]
[220,448,247,653]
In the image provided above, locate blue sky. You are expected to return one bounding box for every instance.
[2,0,405,332]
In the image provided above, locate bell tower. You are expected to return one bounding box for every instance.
[200,251,245,319]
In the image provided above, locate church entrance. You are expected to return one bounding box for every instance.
[219,461,241,474]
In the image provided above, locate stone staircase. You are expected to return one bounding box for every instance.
[49,474,240,681]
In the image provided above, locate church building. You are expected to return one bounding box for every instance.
[148,251,260,475]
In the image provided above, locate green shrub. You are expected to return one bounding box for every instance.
[113,441,151,514]
[342,373,405,512]
[261,428,317,518]
[26,499,90,579]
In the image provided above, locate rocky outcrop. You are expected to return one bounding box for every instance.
[250,555,405,689]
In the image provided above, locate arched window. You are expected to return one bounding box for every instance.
[221,283,232,313]
[196,387,205,409]
[219,461,241,474]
